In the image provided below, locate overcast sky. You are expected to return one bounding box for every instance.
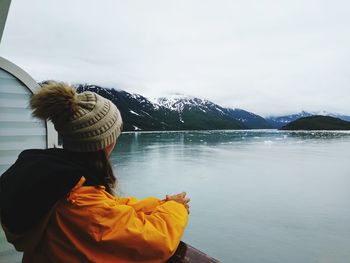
[1,0,350,116]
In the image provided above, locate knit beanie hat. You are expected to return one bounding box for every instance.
[30,81,123,152]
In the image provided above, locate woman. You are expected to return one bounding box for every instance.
[0,81,190,263]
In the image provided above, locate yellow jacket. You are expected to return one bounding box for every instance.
[4,176,188,263]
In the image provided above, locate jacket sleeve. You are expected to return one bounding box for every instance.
[115,196,164,214]
[89,199,189,263]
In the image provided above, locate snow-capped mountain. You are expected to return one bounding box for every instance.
[151,94,224,113]
[44,82,350,131]
[148,94,271,129]
[149,94,228,124]
[74,84,271,131]
[266,111,350,128]
[75,85,245,131]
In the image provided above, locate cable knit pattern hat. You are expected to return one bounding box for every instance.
[30,81,123,152]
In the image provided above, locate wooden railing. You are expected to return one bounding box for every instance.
[168,241,220,263]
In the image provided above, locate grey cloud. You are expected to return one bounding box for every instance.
[1,0,349,116]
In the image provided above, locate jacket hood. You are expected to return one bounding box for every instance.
[0,148,95,235]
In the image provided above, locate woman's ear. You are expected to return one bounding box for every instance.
[105,141,116,157]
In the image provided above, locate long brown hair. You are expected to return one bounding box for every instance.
[72,149,117,195]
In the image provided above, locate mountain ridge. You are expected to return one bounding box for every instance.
[74,84,271,131]
[280,115,350,130]
[266,111,350,128]
[75,84,245,131]
[40,81,350,131]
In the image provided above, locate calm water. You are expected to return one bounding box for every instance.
[112,130,350,263]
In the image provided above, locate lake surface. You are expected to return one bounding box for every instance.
[112,130,350,263]
[1,130,349,262]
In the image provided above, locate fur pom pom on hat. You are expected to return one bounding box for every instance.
[30,81,123,152]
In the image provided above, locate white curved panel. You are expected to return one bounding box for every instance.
[0,61,45,262]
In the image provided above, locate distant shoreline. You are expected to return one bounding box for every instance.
[121,129,350,134]
[122,129,275,134]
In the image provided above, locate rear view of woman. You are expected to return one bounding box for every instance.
[0,81,190,263]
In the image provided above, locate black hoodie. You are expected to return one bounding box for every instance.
[0,148,98,235]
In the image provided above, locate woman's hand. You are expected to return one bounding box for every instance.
[164,192,190,214]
